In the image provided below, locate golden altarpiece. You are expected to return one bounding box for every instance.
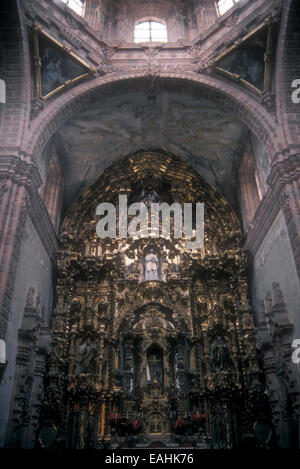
[39,152,271,449]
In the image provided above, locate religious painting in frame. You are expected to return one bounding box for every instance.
[214,20,276,95]
[32,26,93,100]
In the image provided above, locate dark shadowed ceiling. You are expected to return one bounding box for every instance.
[52,79,249,212]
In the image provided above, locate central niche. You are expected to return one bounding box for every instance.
[40,151,270,449]
[146,345,164,389]
[143,247,161,281]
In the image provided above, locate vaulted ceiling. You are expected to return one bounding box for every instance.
[54,78,249,212]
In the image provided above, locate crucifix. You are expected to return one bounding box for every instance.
[148,353,162,383]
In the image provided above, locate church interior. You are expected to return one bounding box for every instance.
[0,0,299,449]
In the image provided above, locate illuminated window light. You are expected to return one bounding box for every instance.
[217,0,240,16]
[134,21,167,43]
[60,0,83,16]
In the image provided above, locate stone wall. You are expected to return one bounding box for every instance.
[82,0,218,43]
[0,216,52,447]
[252,210,300,336]
[0,0,299,448]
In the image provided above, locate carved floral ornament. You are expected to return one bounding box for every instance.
[61,151,242,259]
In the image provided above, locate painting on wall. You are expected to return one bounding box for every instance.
[32,28,92,99]
[214,23,275,94]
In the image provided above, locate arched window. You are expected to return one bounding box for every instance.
[217,0,240,16]
[60,0,84,16]
[134,20,167,43]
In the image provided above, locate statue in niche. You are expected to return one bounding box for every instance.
[210,336,231,372]
[77,408,89,449]
[272,282,285,306]
[77,337,97,375]
[25,287,35,309]
[35,292,42,316]
[144,250,159,281]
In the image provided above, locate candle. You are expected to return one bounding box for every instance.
[0,339,6,364]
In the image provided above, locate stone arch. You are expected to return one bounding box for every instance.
[23,72,281,166]
[115,302,192,338]
[275,0,300,149]
[134,16,168,26]
[0,0,32,151]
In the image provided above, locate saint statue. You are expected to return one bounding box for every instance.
[210,336,231,372]
[144,250,159,281]
[77,337,97,375]
[77,409,88,449]
[35,292,42,316]
[272,282,285,305]
[25,287,35,309]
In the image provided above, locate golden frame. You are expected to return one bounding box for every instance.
[213,19,275,95]
[32,25,94,100]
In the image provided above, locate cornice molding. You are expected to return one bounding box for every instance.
[0,155,42,189]
[267,153,300,189]
[23,0,281,78]
[27,185,59,258]
[0,155,59,258]
[244,153,300,254]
